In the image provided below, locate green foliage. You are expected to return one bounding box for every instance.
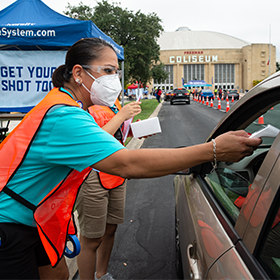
[276,62,280,72]
[151,62,169,84]
[124,99,159,145]
[124,99,159,121]
[64,2,93,20]
[253,79,263,87]
[64,0,164,86]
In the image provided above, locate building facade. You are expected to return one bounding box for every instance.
[153,27,276,93]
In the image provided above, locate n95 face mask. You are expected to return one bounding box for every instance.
[82,70,122,107]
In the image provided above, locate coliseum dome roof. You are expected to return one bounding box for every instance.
[158,27,250,50]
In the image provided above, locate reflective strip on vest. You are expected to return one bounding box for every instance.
[0,87,91,267]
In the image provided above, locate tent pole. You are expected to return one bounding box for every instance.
[121,61,124,107]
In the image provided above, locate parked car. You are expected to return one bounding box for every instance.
[174,71,280,280]
[164,90,172,101]
[226,89,240,100]
[170,88,190,105]
[200,89,214,99]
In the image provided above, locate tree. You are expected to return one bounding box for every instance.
[276,61,280,72]
[151,62,169,84]
[64,0,166,86]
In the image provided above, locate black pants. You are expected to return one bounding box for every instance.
[0,223,50,279]
[156,95,161,103]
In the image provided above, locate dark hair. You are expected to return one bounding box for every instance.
[52,38,115,87]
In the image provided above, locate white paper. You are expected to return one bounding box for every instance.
[130,117,162,138]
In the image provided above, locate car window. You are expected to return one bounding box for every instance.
[205,168,250,221]
[245,103,280,146]
[205,103,280,223]
[257,202,280,279]
[174,89,187,94]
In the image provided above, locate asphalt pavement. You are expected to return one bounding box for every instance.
[68,94,242,279]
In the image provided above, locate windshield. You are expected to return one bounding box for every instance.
[174,89,187,94]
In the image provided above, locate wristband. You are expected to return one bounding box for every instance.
[211,139,217,173]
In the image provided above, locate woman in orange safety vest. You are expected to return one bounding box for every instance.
[0,37,261,280]
[76,99,141,280]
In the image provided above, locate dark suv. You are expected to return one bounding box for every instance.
[170,88,190,105]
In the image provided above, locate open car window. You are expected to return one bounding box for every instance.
[246,103,280,146]
[204,103,280,223]
[206,168,251,221]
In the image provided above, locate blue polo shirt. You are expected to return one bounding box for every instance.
[0,100,125,227]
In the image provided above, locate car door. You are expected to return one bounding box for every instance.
[207,133,280,279]
[175,72,280,279]
[175,172,246,279]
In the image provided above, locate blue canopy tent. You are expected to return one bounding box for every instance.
[183,80,212,88]
[0,0,124,112]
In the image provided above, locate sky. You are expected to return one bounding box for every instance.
[1,0,279,59]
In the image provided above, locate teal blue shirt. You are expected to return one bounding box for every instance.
[0,95,125,227]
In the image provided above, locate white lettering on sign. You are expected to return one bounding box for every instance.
[212,55,218,62]
[176,56,182,63]
[169,55,219,63]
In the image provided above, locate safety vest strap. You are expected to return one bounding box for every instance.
[0,88,79,192]
[34,167,91,267]
[0,87,88,267]
[2,186,36,211]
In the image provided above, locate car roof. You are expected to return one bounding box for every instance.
[207,71,280,141]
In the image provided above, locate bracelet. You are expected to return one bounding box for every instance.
[211,139,217,173]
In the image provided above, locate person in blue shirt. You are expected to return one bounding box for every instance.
[0,38,262,280]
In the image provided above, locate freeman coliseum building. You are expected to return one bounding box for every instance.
[153,27,276,93]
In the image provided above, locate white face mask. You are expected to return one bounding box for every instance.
[82,70,122,107]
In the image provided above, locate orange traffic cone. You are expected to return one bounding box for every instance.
[231,95,234,102]
[202,97,205,104]
[213,94,215,100]
[210,98,213,107]
[226,100,230,112]
[199,96,201,103]
[258,115,264,124]
[206,96,209,106]
[226,95,229,102]
[221,94,224,101]
[217,99,221,110]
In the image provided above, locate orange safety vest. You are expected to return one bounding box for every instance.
[0,87,91,267]
[88,99,125,189]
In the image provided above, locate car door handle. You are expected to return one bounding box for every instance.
[187,244,200,280]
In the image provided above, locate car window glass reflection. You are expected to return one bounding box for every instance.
[258,203,280,279]
[206,168,251,221]
[246,103,280,146]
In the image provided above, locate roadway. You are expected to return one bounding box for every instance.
[102,98,233,279]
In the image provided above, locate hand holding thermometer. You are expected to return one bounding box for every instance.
[249,124,280,139]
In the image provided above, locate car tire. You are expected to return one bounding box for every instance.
[175,214,184,279]
[170,100,174,105]
[187,101,190,105]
